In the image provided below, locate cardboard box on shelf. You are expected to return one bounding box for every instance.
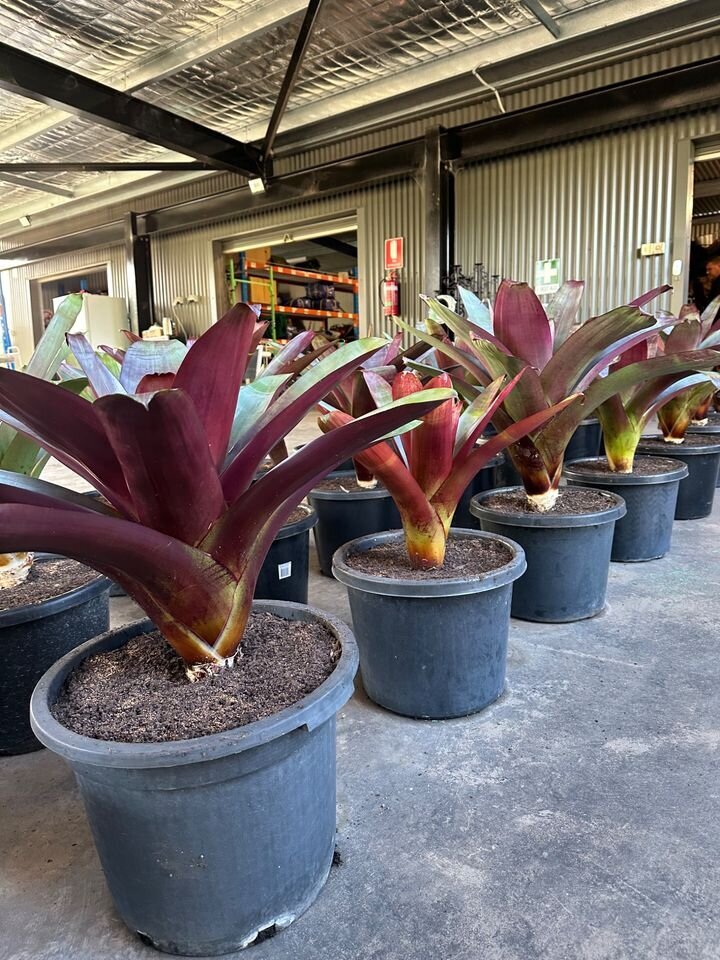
[249,278,275,304]
[245,247,272,264]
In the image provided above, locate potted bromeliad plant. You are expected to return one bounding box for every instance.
[635,305,720,518]
[564,331,720,559]
[322,366,574,719]
[0,293,111,756]
[403,281,707,622]
[308,333,406,575]
[0,304,451,955]
[65,321,326,604]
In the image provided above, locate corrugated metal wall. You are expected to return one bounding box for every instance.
[2,245,127,360]
[455,109,720,319]
[151,177,424,339]
[277,32,720,173]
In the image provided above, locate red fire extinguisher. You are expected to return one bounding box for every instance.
[381,270,401,318]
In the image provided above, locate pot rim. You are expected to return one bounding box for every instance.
[637,434,720,455]
[332,528,526,598]
[274,504,317,539]
[308,479,391,501]
[470,485,627,528]
[563,456,689,486]
[0,569,109,629]
[29,599,359,770]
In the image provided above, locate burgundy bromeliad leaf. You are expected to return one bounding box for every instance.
[95,391,226,545]
[492,280,553,370]
[172,303,259,469]
[0,367,133,513]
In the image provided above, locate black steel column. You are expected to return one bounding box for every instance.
[422,127,455,296]
[124,213,154,333]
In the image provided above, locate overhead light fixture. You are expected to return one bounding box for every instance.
[247,177,266,195]
[18,215,31,227]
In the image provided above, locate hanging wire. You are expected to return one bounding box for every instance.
[472,67,507,114]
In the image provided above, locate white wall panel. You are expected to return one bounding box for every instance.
[1,245,127,360]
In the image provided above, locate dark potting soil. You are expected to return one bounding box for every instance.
[483,487,614,516]
[569,456,681,477]
[640,435,720,450]
[282,505,311,526]
[313,476,386,494]
[52,611,339,743]
[0,558,101,612]
[344,535,514,580]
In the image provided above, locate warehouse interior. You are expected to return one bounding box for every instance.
[1,2,720,959]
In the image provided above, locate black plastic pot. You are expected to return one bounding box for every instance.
[564,457,688,562]
[0,568,110,756]
[565,418,603,463]
[308,478,401,576]
[30,600,359,957]
[687,421,720,487]
[332,530,526,719]
[451,453,504,528]
[470,487,626,622]
[636,435,720,520]
[255,506,317,603]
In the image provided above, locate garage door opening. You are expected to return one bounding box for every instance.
[223,223,359,343]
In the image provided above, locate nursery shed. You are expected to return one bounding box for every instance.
[1,1,720,959]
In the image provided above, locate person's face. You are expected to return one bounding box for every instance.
[707,261,720,280]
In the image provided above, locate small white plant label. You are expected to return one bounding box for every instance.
[278,562,292,580]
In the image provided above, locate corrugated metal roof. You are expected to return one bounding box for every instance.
[0,0,711,223]
[138,0,561,133]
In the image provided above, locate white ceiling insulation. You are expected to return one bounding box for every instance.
[0,0,711,225]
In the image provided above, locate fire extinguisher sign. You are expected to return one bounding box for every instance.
[384,237,404,270]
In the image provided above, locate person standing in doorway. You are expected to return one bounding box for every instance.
[693,254,720,314]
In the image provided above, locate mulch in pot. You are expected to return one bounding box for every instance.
[0,558,101,612]
[282,505,311,525]
[640,435,720,450]
[482,487,614,516]
[313,476,386,494]
[344,535,513,580]
[569,456,680,476]
[52,611,338,743]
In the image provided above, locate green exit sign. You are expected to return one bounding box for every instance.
[535,258,561,295]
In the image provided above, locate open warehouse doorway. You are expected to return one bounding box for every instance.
[221,217,359,345]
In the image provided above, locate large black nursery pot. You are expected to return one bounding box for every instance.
[308,475,401,576]
[470,487,626,622]
[563,457,688,562]
[451,453,504,528]
[332,529,526,719]
[564,417,603,463]
[636,435,720,519]
[255,505,317,603]
[687,416,720,487]
[30,600,359,957]
[0,564,110,756]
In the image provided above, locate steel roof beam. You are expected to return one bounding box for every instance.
[694,178,720,199]
[0,44,263,178]
[0,172,74,198]
[262,0,326,165]
[0,0,308,155]
[0,163,212,172]
[520,0,561,39]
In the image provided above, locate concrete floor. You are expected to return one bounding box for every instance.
[2,441,719,958]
